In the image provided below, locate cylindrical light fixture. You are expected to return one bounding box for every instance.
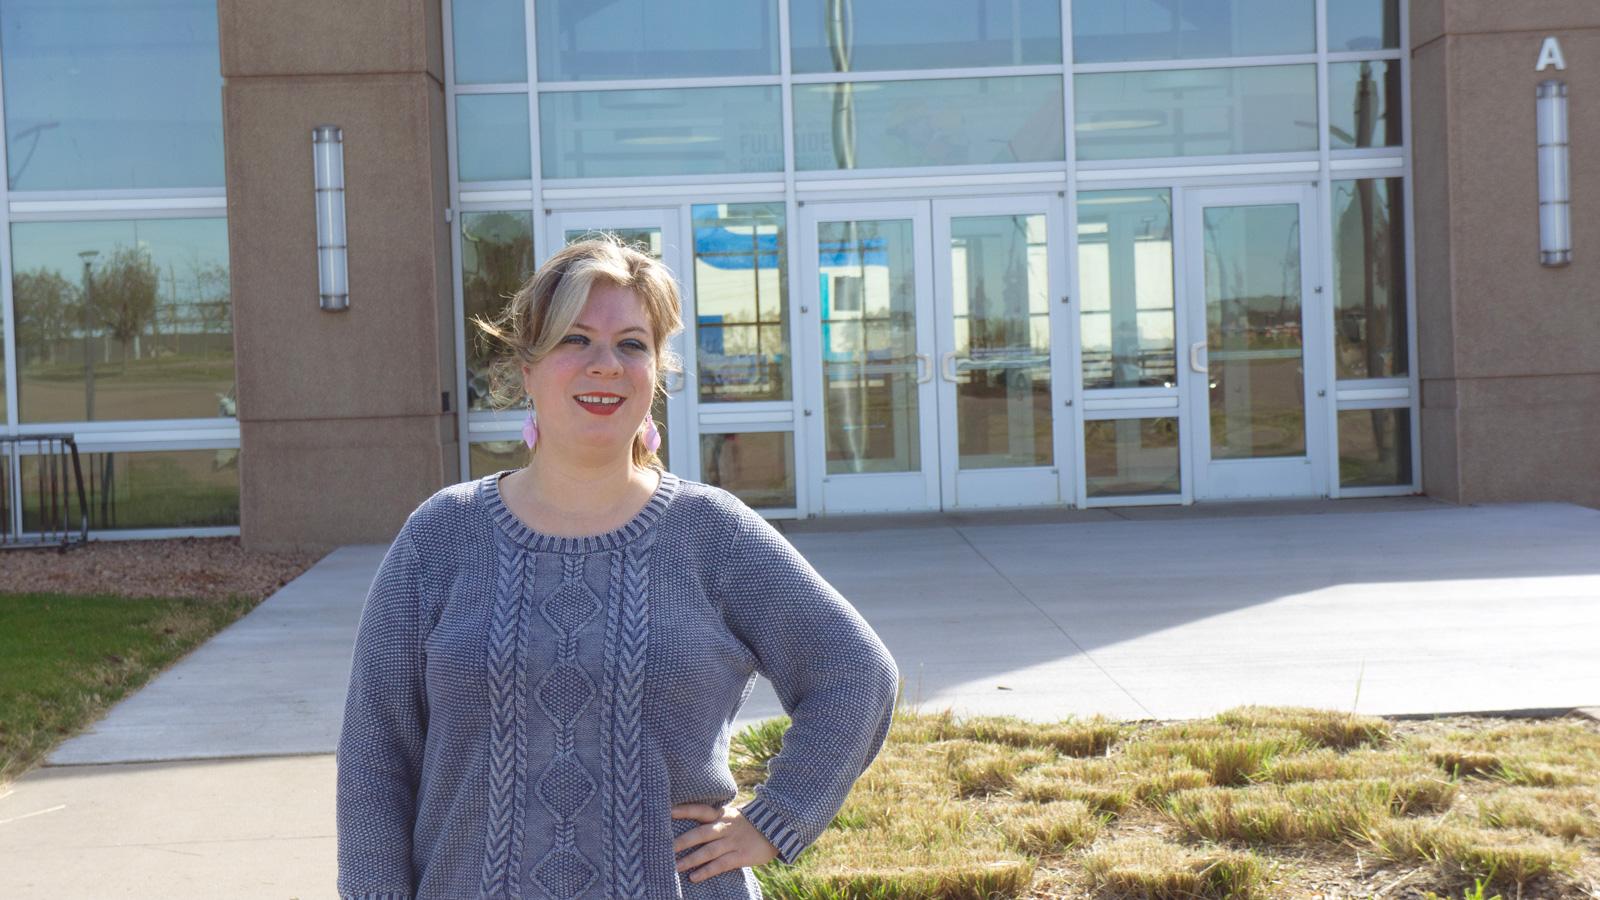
[312,125,350,309]
[1536,80,1571,267]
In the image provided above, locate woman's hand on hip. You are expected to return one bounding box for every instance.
[670,802,779,883]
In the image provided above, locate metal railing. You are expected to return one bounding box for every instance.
[1,434,90,550]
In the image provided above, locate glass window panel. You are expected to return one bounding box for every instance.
[1332,178,1407,379]
[951,214,1051,468]
[0,0,223,191]
[1327,0,1401,52]
[1084,417,1180,497]
[794,76,1064,171]
[1075,65,1317,161]
[462,212,534,412]
[1072,0,1314,64]
[457,93,531,182]
[701,431,795,508]
[692,203,789,403]
[453,0,528,84]
[11,219,233,424]
[1330,60,1402,149]
[540,86,782,179]
[1077,190,1175,388]
[1203,204,1306,460]
[470,440,527,479]
[789,0,1061,73]
[1338,408,1411,487]
[535,0,777,81]
[22,449,238,531]
[819,219,920,475]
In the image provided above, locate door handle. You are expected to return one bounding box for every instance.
[940,351,959,382]
[915,354,932,384]
[1189,341,1207,374]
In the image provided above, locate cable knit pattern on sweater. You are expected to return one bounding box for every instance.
[336,470,900,900]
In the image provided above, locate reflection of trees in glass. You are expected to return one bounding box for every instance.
[1334,179,1405,380]
[13,268,79,365]
[462,213,534,409]
[1330,61,1400,150]
[91,246,160,368]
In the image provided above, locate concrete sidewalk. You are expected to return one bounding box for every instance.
[3,498,1598,897]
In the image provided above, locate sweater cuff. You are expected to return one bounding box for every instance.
[737,795,810,865]
[341,893,412,900]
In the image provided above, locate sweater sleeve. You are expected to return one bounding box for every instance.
[336,527,427,900]
[719,510,900,865]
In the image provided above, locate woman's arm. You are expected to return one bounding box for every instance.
[715,511,900,865]
[336,528,427,899]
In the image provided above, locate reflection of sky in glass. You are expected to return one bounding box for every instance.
[1,0,223,190]
[1072,0,1313,64]
[540,87,782,179]
[453,0,527,84]
[789,0,1060,73]
[794,76,1064,171]
[1075,66,1317,161]
[535,0,777,81]
[1203,205,1301,313]
[1326,0,1401,52]
[457,94,532,182]
[12,219,229,303]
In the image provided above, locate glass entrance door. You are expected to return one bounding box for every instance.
[544,209,692,476]
[799,201,939,513]
[799,197,1068,514]
[1181,184,1329,499]
[932,196,1067,509]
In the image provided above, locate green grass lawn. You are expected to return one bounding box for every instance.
[0,591,260,785]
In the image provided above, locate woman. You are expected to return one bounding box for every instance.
[336,236,900,899]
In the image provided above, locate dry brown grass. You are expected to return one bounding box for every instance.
[1214,705,1395,750]
[1363,817,1581,892]
[1166,776,1459,845]
[743,705,1600,899]
[1079,837,1273,899]
[1476,787,1600,842]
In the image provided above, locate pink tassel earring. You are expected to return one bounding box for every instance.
[522,399,539,450]
[642,412,661,454]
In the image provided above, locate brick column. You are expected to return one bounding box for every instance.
[219,0,459,550]
[1411,1,1600,508]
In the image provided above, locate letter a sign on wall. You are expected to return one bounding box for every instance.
[1537,37,1567,72]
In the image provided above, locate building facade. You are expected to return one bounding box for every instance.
[0,0,1593,551]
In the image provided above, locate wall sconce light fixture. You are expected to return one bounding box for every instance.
[1536,80,1571,267]
[313,125,350,309]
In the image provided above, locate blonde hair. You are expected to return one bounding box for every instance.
[472,233,684,469]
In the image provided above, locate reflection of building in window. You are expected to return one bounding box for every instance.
[692,203,789,402]
[1077,190,1177,389]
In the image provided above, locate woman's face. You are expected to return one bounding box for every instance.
[521,282,658,464]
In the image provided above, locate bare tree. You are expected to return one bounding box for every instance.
[12,267,79,365]
[90,246,160,367]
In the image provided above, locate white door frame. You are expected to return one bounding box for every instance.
[930,195,1073,509]
[1180,183,1330,500]
[544,208,697,480]
[797,200,940,514]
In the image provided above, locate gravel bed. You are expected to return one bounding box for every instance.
[0,537,326,602]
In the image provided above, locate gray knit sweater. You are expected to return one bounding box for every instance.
[336,469,900,900]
